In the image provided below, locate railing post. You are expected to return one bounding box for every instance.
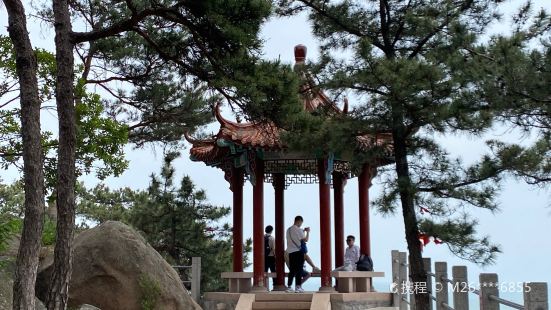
[452,266,469,310]
[399,251,408,310]
[392,250,401,307]
[435,262,448,310]
[191,257,201,302]
[524,282,548,310]
[423,258,433,310]
[479,273,499,310]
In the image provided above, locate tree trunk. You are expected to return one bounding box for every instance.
[391,103,430,309]
[3,0,46,309]
[46,0,76,309]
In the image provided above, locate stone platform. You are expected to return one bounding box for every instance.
[202,291,397,310]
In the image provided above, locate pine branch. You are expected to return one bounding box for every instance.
[416,169,503,193]
[348,84,389,96]
[297,0,385,51]
[85,65,155,84]
[392,0,412,47]
[379,0,393,56]
[70,6,166,43]
[408,0,475,59]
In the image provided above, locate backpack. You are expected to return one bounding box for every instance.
[264,234,272,257]
[356,254,373,271]
[300,240,308,254]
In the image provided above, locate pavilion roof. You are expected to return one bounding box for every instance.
[184,45,394,179]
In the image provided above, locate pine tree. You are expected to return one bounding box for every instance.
[76,153,247,293]
[476,7,551,186]
[28,1,274,307]
[2,0,298,306]
[127,153,236,292]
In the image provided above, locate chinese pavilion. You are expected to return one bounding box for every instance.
[184,45,394,292]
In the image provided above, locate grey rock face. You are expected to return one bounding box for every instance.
[37,221,201,310]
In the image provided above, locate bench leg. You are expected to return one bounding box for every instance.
[238,278,252,293]
[337,278,354,293]
[355,278,371,292]
[229,279,238,293]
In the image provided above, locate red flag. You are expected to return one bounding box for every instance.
[418,233,431,246]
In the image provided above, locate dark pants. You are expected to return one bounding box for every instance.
[265,256,276,272]
[265,256,276,287]
[288,251,305,287]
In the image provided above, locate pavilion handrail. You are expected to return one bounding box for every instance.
[429,264,525,310]
[488,294,524,310]
[447,272,523,309]
[391,250,548,310]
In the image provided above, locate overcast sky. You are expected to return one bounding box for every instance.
[1,0,550,303]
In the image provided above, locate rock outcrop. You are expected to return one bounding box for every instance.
[37,221,201,310]
[0,236,47,310]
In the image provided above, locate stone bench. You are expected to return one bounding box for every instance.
[221,272,254,293]
[330,271,385,293]
[223,271,383,293]
[221,272,322,293]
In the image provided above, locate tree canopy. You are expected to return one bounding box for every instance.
[0,35,129,186]
[2,0,293,307]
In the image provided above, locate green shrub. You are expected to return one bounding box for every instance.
[0,215,57,252]
[0,215,22,253]
[41,217,56,246]
[138,273,161,310]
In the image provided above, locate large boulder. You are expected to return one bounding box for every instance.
[37,221,201,310]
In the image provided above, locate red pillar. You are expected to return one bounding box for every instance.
[273,173,286,290]
[333,172,345,268]
[318,160,333,291]
[358,164,373,256]
[231,167,244,272]
[252,158,266,290]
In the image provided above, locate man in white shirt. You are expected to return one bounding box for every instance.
[334,235,360,271]
[286,215,309,293]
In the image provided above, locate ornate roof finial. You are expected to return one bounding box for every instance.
[294,44,307,64]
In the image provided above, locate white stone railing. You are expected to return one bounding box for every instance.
[391,250,548,310]
[172,256,201,302]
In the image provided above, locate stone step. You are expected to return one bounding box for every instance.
[255,292,313,302]
[252,301,311,310]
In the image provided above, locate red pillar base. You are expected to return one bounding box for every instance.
[250,286,268,292]
[318,286,337,293]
